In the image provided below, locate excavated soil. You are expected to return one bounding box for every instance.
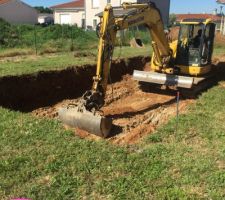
[1,55,225,145]
[32,74,193,145]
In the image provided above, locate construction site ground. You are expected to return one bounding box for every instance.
[1,53,225,145]
[1,38,225,199]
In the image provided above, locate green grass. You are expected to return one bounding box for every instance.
[0,81,225,199]
[0,46,151,77]
[214,45,225,55]
[0,43,224,77]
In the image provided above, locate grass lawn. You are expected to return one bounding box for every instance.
[0,44,224,77]
[0,46,151,77]
[0,80,225,199]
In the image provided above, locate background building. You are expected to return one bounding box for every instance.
[51,0,85,27]
[85,0,170,30]
[0,0,38,24]
[51,0,170,29]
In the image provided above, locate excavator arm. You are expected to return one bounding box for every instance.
[86,2,174,111]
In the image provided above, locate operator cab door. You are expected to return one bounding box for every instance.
[201,23,215,65]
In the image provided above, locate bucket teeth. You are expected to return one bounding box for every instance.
[133,70,194,89]
[58,107,112,138]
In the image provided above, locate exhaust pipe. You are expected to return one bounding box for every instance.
[58,107,112,138]
[133,70,194,89]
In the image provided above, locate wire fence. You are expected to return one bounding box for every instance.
[0,18,152,56]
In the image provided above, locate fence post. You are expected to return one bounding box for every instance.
[220,16,224,34]
[61,25,64,47]
[176,91,180,134]
[34,25,37,55]
[223,16,225,35]
[71,26,74,51]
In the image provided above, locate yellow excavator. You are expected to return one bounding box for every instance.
[58,2,216,137]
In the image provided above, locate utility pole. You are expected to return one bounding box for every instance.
[223,16,225,35]
[217,1,225,34]
[221,15,224,34]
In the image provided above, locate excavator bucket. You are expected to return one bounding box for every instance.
[58,107,112,138]
[133,70,194,89]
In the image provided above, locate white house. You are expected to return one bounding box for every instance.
[51,0,85,27]
[0,0,38,24]
[51,0,170,29]
[85,0,170,29]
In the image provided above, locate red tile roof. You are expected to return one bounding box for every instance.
[176,14,222,22]
[217,0,225,4]
[51,0,84,9]
[0,0,11,5]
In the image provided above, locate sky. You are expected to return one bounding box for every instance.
[23,0,224,14]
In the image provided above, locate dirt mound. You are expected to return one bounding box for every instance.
[31,56,225,144]
[32,74,192,145]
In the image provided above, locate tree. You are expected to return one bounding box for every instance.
[34,6,53,14]
[169,13,177,27]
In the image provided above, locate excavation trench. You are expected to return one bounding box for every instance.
[0,56,194,144]
[0,56,150,112]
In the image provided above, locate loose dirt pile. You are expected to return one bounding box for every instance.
[32,74,193,145]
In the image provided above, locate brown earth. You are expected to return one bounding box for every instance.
[32,73,193,145]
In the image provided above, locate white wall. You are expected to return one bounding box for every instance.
[54,9,85,27]
[85,0,170,29]
[0,0,38,24]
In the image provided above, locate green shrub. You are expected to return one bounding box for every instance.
[0,22,98,52]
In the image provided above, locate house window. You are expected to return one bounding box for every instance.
[107,0,111,3]
[92,0,100,8]
[93,19,98,29]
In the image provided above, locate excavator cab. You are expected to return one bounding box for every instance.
[176,19,215,76]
